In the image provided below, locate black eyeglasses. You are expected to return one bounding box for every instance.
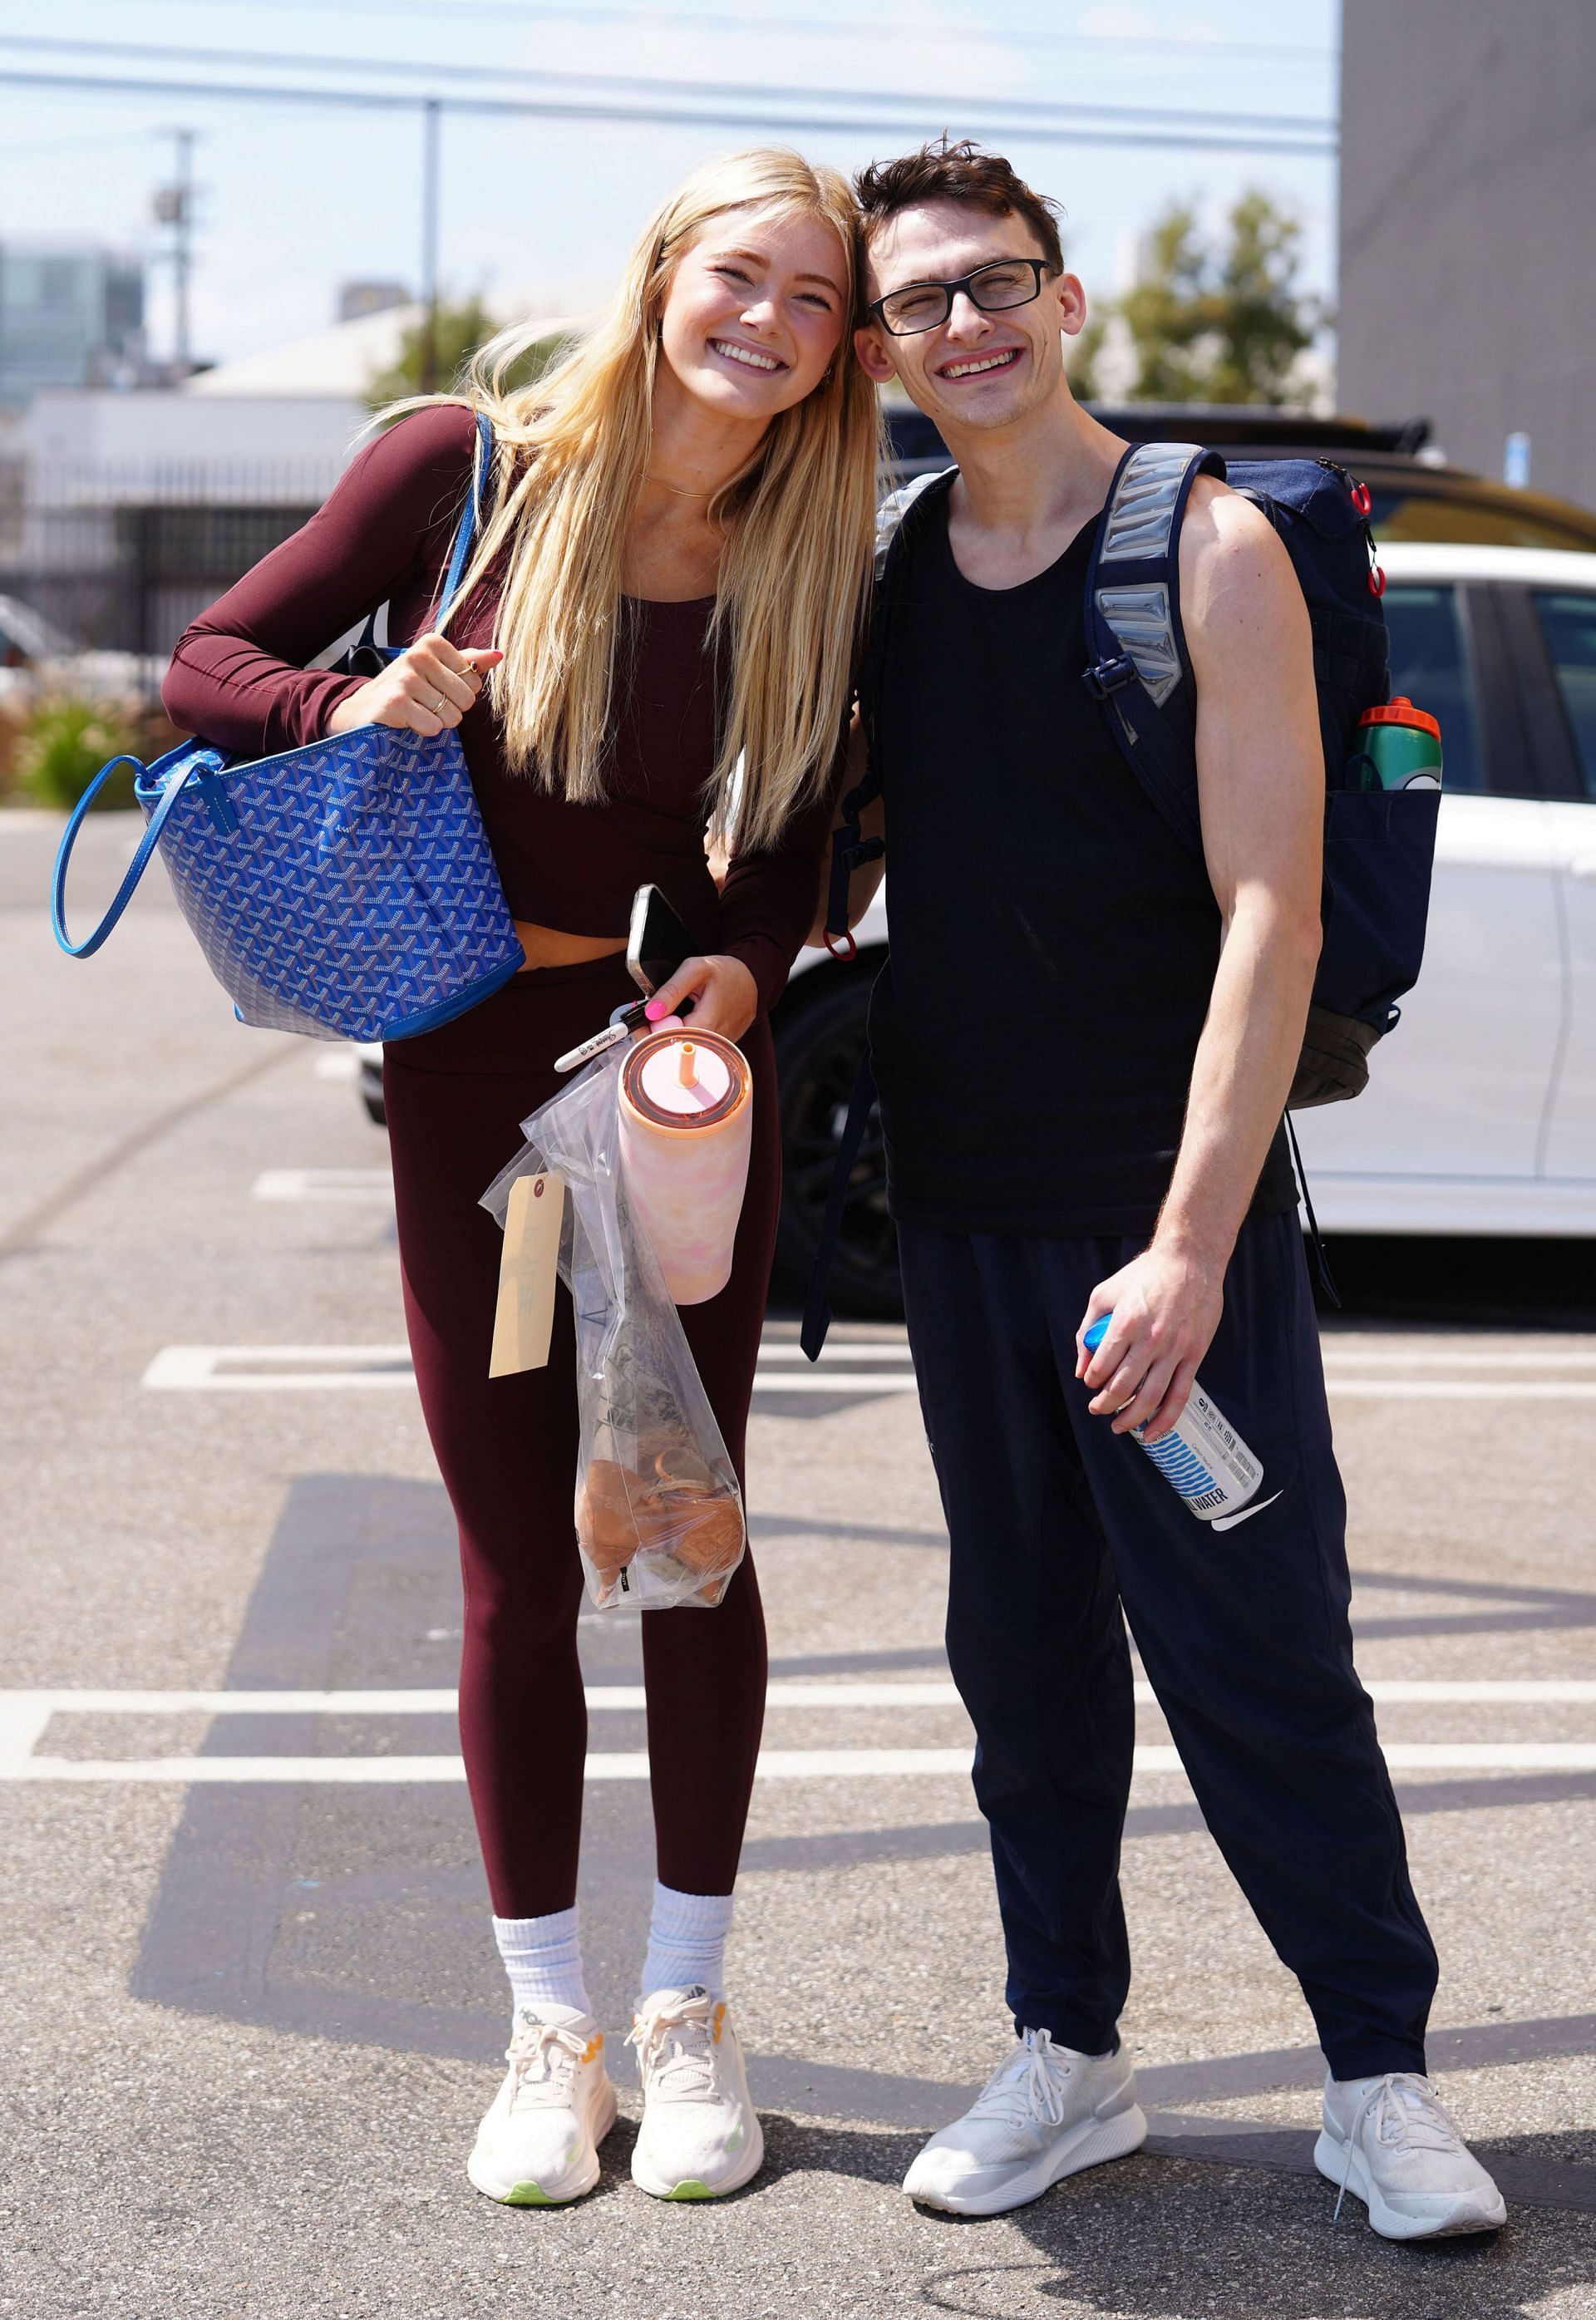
[869,256,1057,338]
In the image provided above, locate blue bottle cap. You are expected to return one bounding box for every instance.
[1083,1315,1111,1354]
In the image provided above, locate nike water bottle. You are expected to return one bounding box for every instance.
[1082,1314,1264,1522]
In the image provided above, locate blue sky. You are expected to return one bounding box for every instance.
[0,0,1339,369]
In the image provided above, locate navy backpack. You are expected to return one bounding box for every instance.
[803,441,1441,1353]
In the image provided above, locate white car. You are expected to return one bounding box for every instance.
[356,540,1596,1314]
[763,542,1596,1310]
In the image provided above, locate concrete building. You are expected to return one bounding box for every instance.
[1339,2,1596,510]
[0,242,145,409]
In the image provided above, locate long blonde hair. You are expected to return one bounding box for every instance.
[392,150,879,851]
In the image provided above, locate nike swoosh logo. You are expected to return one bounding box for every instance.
[1209,1490,1284,1534]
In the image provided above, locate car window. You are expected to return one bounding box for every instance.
[1532,593,1596,801]
[1367,490,1596,553]
[1381,584,1485,795]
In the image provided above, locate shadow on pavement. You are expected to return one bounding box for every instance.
[131,1470,1596,2234]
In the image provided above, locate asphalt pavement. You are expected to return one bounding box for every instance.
[5,810,1596,2320]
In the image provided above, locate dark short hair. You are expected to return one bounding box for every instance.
[854,138,1064,277]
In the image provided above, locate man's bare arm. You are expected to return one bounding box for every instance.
[1077,480,1323,1437]
[804,713,886,947]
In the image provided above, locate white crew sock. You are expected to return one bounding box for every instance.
[638,1880,735,2000]
[492,1904,592,2022]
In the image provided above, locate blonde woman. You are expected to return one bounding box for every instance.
[163,149,878,2206]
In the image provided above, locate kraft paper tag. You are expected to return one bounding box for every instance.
[489,1171,564,1377]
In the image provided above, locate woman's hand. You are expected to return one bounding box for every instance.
[643,953,760,1042]
[326,633,504,738]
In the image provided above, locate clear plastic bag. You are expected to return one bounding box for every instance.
[480,1042,746,1611]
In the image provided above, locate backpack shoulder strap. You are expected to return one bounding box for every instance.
[821,465,956,953]
[1082,440,1225,861]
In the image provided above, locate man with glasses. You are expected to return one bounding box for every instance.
[830,139,1504,2239]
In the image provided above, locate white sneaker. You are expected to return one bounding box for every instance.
[904,2029,1147,2216]
[627,1985,764,2199]
[1316,2071,1506,2239]
[467,2006,617,2206]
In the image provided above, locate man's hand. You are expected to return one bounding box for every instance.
[1076,1244,1225,1441]
[643,953,760,1042]
[326,633,503,738]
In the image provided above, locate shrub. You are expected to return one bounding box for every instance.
[12,697,143,811]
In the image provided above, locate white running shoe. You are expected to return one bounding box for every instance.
[904,2029,1147,2216]
[1316,2071,1506,2239]
[627,1985,764,2199]
[467,2006,617,2206]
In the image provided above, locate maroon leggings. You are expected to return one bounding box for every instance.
[383,957,772,1919]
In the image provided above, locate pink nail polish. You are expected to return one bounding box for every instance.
[644,999,666,1020]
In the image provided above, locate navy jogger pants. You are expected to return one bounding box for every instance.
[896,1208,1438,2081]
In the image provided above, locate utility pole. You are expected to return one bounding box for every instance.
[420,99,441,394]
[152,127,196,379]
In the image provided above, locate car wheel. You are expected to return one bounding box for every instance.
[771,970,902,1320]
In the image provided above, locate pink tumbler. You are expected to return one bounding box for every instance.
[618,1027,752,1304]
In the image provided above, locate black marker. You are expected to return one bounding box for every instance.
[553,995,694,1076]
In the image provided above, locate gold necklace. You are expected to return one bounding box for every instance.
[646,471,716,498]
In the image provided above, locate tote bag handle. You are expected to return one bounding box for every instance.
[435,409,494,626]
[51,748,225,958]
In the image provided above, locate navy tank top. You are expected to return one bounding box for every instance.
[868,491,1298,1236]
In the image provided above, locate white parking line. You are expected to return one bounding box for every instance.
[751,1372,920,1394]
[4,1685,1594,1783]
[140,1343,923,1394]
[312,1051,362,1081]
[7,1681,1594,1717]
[140,1340,1596,1398]
[1321,1348,1596,1368]
[142,1346,414,1391]
[1328,1381,1596,1399]
[8,1743,1596,1785]
[252,1170,392,1204]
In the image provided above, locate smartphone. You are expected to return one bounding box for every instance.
[552,885,697,1074]
[627,883,693,997]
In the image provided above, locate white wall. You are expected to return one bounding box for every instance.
[23,390,364,500]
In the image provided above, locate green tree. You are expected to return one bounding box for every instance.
[365,298,577,411]
[364,296,496,411]
[1115,189,1322,406]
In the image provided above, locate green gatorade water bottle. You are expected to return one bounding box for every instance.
[1350,697,1442,791]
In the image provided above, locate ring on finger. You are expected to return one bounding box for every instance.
[431,693,447,715]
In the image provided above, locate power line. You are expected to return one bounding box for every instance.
[168,0,1337,65]
[0,65,1338,157]
[0,34,1336,136]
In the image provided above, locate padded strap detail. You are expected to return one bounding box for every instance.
[1083,441,1225,858]
[1099,439,1208,564]
[873,465,954,579]
[1094,580,1182,706]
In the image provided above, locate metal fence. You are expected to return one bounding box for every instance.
[0,461,345,682]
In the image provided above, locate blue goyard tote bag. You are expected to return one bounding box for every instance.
[50,411,525,1043]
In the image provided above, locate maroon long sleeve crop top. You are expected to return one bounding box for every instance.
[163,402,843,1012]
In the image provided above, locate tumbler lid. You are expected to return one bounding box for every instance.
[622,1027,746,1128]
